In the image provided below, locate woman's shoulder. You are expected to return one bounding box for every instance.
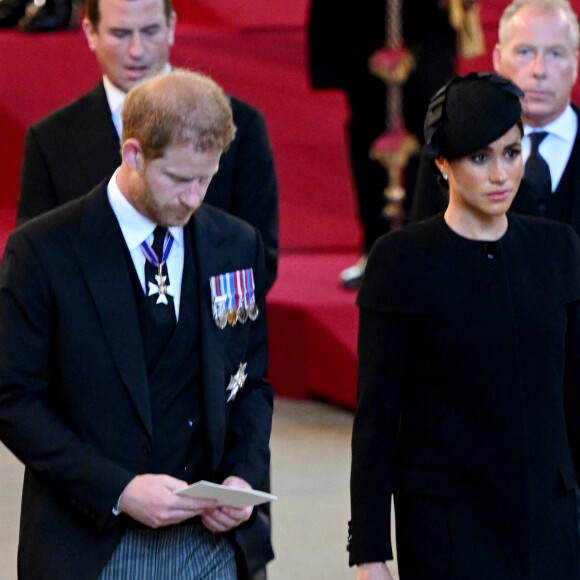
[508,211,575,233]
[357,215,447,312]
[507,213,580,301]
[371,214,446,257]
[507,212,580,256]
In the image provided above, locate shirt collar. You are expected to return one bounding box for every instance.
[524,105,576,144]
[106,168,184,251]
[103,75,126,120]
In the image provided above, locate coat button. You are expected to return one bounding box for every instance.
[142,444,151,456]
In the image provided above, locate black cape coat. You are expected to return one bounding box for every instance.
[350,214,580,579]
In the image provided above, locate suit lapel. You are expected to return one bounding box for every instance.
[191,207,236,469]
[562,105,580,234]
[71,184,152,436]
[74,83,122,187]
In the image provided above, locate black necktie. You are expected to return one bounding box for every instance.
[523,131,551,215]
[144,226,176,361]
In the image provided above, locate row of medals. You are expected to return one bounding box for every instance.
[215,299,259,329]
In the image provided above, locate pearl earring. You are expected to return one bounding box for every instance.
[442,173,448,180]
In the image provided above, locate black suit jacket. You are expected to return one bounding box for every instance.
[410,105,580,236]
[0,184,273,579]
[17,82,279,291]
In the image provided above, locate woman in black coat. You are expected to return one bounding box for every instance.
[348,73,580,580]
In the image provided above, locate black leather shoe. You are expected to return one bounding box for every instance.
[0,0,28,27]
[19,0,80,32]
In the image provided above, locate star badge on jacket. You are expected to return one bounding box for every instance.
[226,362,247,402]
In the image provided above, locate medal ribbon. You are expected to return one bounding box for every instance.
[140,231,174,270]
[246,268,255,305]
[210,275,222,301]
[223,272,235,313]
[235,270,245,311]
[209,268,257,328]
[241,269,248,309]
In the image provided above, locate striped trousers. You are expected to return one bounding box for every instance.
[98,521,237,579]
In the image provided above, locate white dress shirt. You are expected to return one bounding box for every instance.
[523,105,578,193]
[103,76,126,138]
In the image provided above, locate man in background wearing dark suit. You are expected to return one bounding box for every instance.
[410,0,580,234]
[0,69,274,580]
[17,0,279,295]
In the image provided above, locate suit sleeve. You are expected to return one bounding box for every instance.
[17,126,60,226]
[563,229,580,478]
[0,232,134,530]
[349,235,416,565]
[565,299,580,477]
[349,306,410,565]
[227,104,279,293]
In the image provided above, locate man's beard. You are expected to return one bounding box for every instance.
[129,181,195,227]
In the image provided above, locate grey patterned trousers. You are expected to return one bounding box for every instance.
[98,521,236,579]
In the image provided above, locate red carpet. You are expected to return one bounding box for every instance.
[267,252,360,408]
[168,0,309,30]
[2,0,580,408]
